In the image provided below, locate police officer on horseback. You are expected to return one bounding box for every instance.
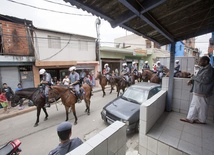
[68,66,81,103]
[156,61,164,79]
[39,68,52,107]
[131,61,138,75]
[143,61,150,70]
[104,63,110,83]
[174,60,181,76]
[121,62,130,86]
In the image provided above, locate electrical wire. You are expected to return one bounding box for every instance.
[43,0,76,8]
[7,0,92,16]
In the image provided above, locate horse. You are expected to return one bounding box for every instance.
[11,87,60,127]
[141,69,161,84]
[166,71,192,78]
[48,83,92,125]
[96,71,108,97]
[116,77,129,97]
[109,76,121,94]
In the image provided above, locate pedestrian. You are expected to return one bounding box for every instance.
[62,75,70,86]
[180,56,214,124]
[15,83,25,110]
[0,90,9,113]
[2,83,14,109]
[48,121,83,155]
[39,68,52,107]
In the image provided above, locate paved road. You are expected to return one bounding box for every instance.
[0,87,139,155]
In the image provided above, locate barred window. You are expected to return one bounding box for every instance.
[48,35,61,49]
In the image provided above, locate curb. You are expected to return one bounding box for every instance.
[0,106,36,121]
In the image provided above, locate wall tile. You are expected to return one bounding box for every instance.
[147,137,157,154]
[169,147,182,155]
[158,141,169,155]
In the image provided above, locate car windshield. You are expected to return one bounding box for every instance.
[122,87,149,104]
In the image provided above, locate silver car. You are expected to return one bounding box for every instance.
[101,82,161,134]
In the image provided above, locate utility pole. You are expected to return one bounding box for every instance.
[95,18,101,70]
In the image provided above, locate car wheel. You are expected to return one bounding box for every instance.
[135,122,139,133]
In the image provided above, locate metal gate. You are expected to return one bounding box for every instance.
[0,67,20,92]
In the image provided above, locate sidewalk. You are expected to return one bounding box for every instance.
[0,86,107,121]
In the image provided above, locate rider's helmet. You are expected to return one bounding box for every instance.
[69,66,76,72]
[132,62,136,65]
[39,68,46,75]
[122,63,127,67]
[156,61,160,65]
[104,63,108,68]
[145,61,148,64]
[175,60,179,63]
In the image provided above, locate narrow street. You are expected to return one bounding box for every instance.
[0,88,138,155]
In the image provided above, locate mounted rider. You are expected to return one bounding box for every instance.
[39,68,52,107]
[68,66,81,103]
[104,63,111,82]
[143,61,150,70]
[174,60,181,76]
[131,61,138,75]
[121,62,130,86]
[156,61,164,79]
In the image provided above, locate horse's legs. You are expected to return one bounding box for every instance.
[84,99,90,115]
[34,106,42,127]
[70,105,78,125]
[110,85,113,94]
[102,86,106,97]
[42,107,48,121]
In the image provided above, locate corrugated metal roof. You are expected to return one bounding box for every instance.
[64,0,214,45]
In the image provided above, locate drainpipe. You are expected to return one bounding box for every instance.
[166,42,175,112]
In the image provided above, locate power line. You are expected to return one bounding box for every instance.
[7,0,92,16]
[43,0,76,8]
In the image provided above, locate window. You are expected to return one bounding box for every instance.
[146,40,151,48]
[78,40,88,51]
[48,35,61,49]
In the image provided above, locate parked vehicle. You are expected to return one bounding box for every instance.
[101,82,161,134]
[0,139,22,155]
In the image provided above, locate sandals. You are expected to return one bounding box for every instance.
[180,118,206,124]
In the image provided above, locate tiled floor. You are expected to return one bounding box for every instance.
[147,112,214,155]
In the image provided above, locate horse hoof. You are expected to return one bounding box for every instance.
[74,122,77,125]
[44,118,48,121]
[34,124,38,127]
[87,112,90,115]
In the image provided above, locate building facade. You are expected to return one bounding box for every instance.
[33,28,98,86]
[0,15,35,91]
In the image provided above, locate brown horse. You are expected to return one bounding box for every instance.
[11,87,60,127]
[166,71,192,78]
[96,71,108,97]
[141,69,161,84]
[48,83,92,125]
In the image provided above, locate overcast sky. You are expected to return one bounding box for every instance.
[0,0,211,54]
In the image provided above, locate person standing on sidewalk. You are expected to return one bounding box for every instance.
[180,56,214,124]
[15,83,25,110]
[0,90,9,113]
[2,83,14,109]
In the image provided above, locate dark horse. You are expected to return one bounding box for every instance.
[96,71,108,97]
[48,83,92,125]
[109,76,121,94]
[116,77,129,97]
[11,87,60,127]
